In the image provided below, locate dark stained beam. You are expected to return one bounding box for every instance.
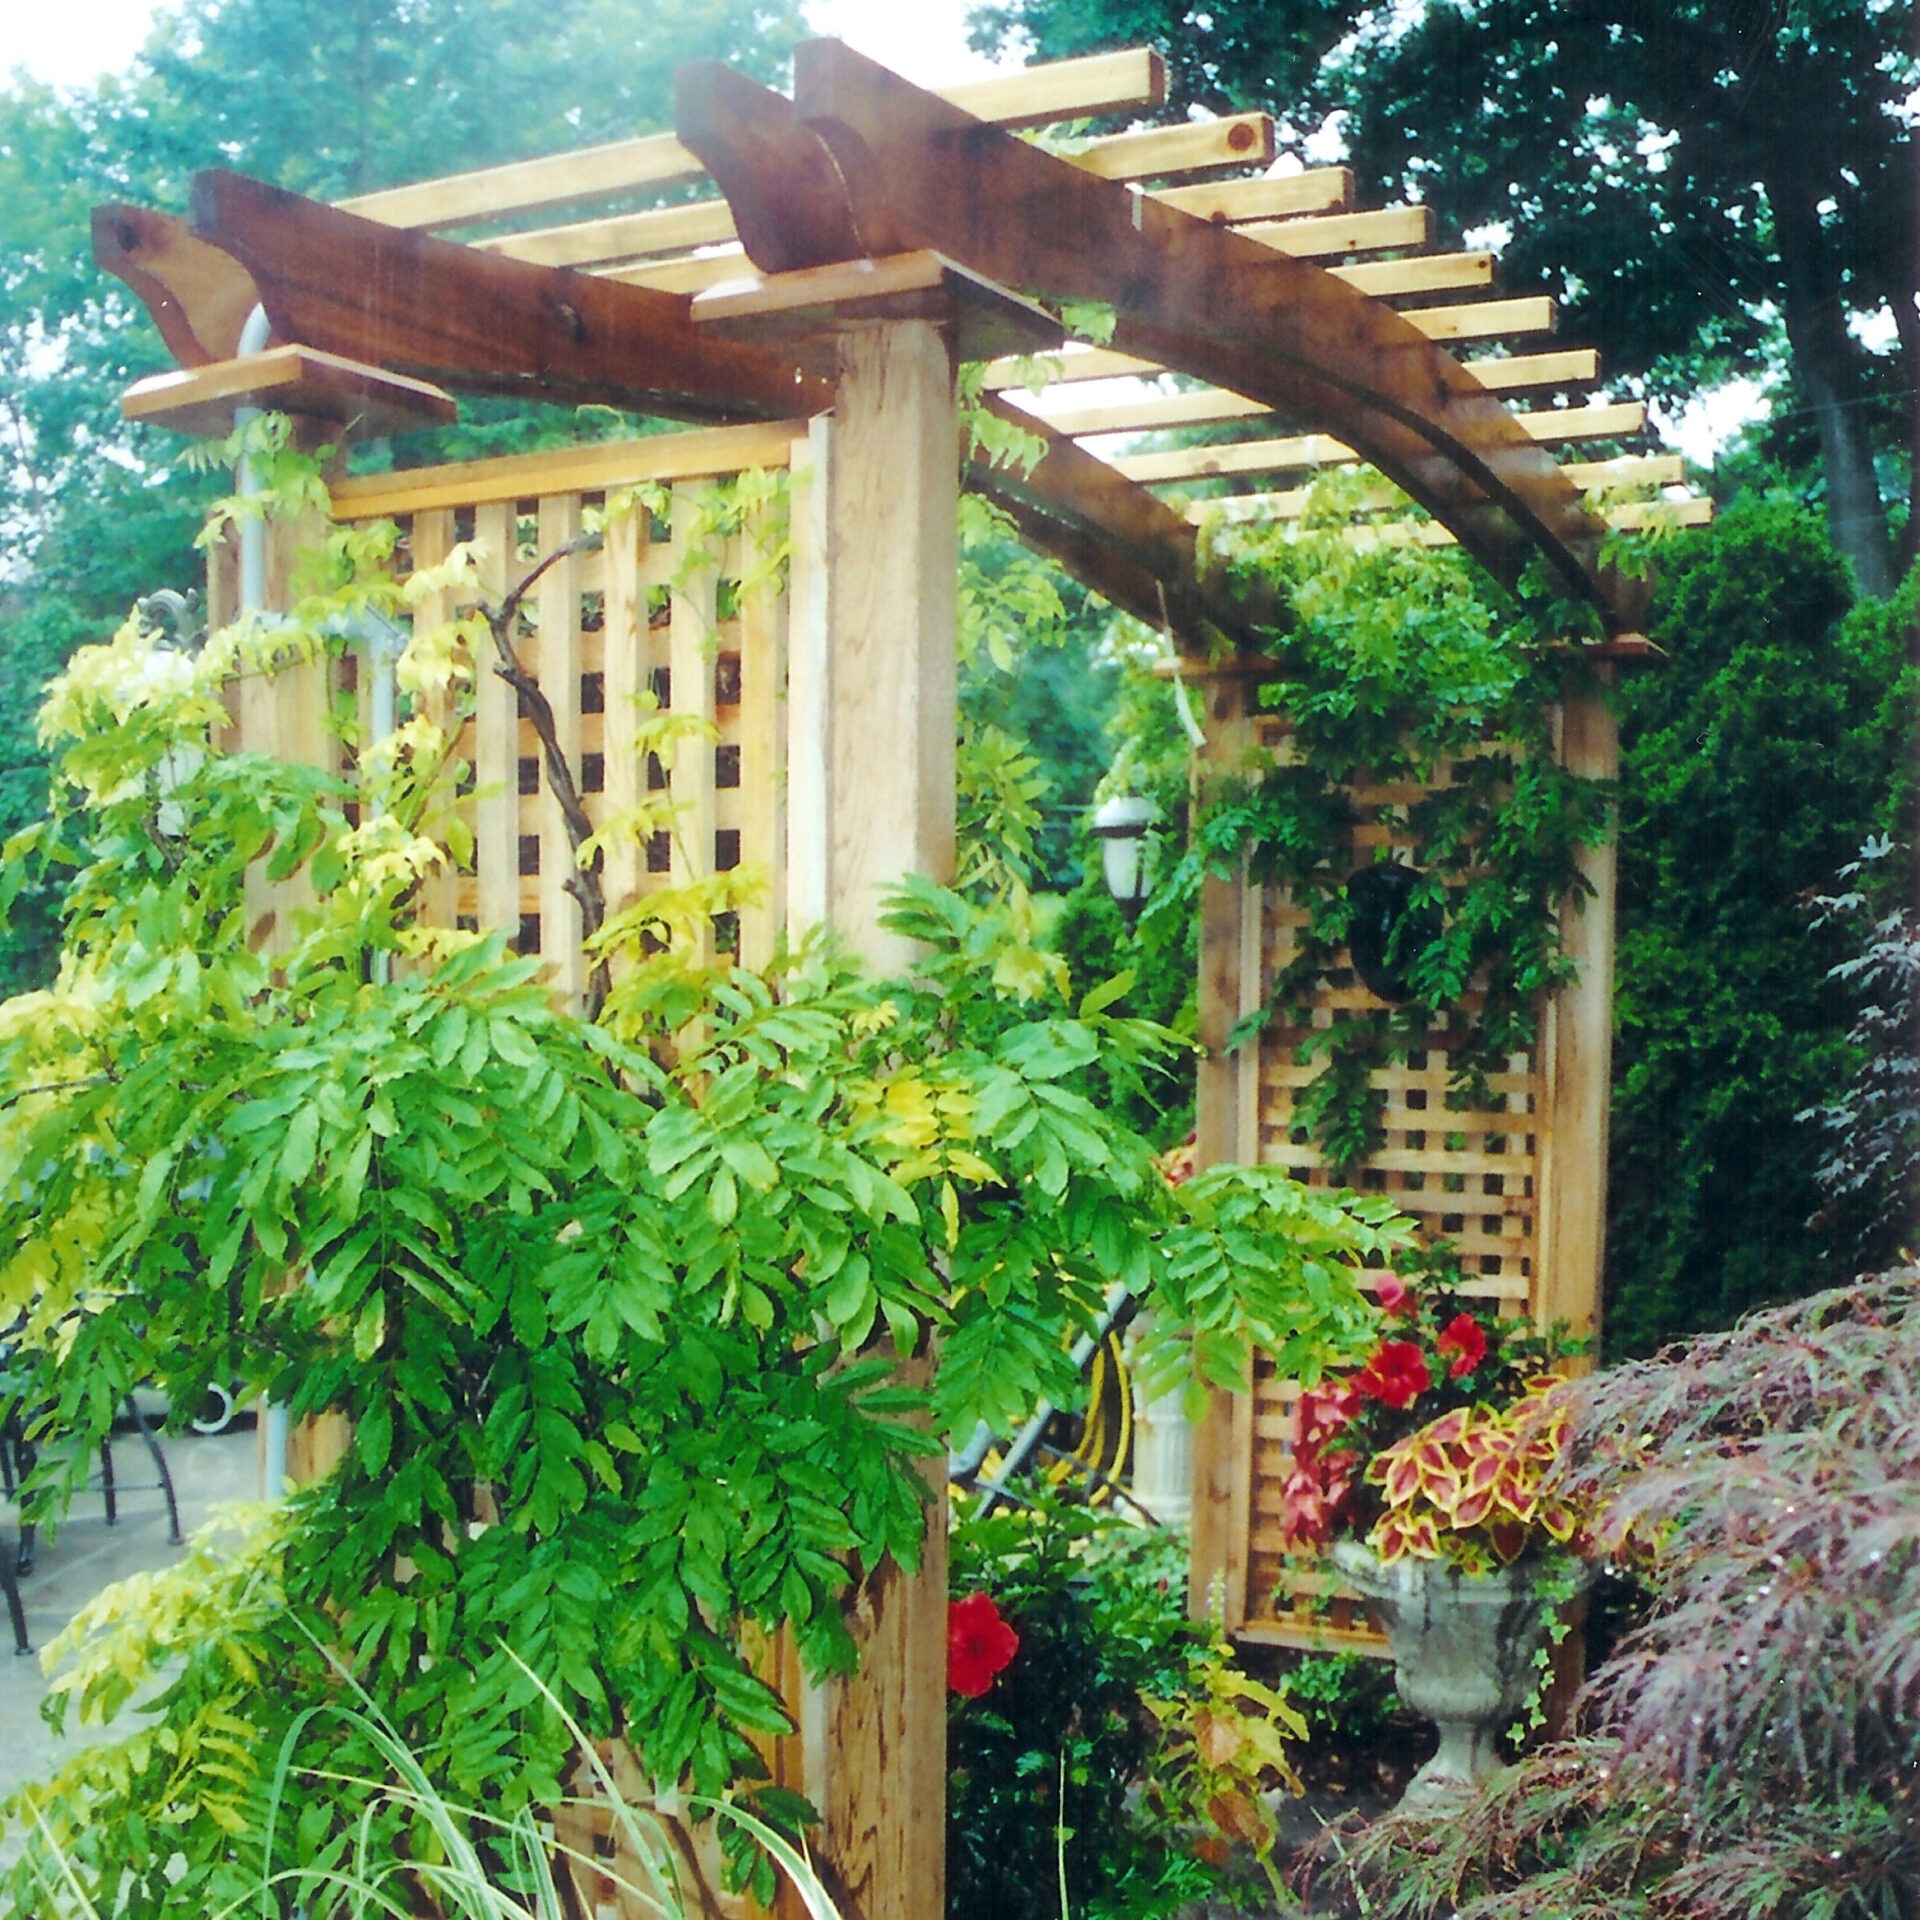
[186,169,834,425]
[96,170,1243,651]
[94,204,263,367]
[969,395,1279,653]
[681,44,1647,631]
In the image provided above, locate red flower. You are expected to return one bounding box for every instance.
[948,1593,1020,1698]
[1374,1274,1415,1317]
[1436,1311,1490,1379]
[1355,1339,1432,1410]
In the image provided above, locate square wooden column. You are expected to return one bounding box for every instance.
[700,253,1058,1920]
[806,313,957,1920]
[1533,679,1621,1354]
[789,318,958,978]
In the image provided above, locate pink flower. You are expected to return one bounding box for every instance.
[1374,1274,1415,1317]
[1355,1339,1432,1410]
[1436,1311,1490,1379]
[948,1593,1019,1698]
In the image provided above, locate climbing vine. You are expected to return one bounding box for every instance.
[1142,486,1623,1174]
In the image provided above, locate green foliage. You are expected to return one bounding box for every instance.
[1607,498,1910,1354]
[0,0,809,992]
[948,1497,1299,1919]
[0,471,1405,1910]
[17,1613,845,1920]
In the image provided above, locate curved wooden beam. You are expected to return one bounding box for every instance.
[682,43,1648,632]
[187,169,833,426]
[969,394,1280,653]
[95,171,1246,651]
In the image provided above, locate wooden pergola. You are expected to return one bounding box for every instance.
[95,39,1703,1920]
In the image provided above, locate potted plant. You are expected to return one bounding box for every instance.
[1276,1273,1589,1802]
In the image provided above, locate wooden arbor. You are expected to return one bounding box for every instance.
[97,38,1703,1920]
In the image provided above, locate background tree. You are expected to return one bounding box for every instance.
[1608,498,1909,1354]
[969,0,1917,597]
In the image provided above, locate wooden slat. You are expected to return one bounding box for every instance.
[736,496,786,971]
[487,162,1358,278]
[331,422,802,518]
[984,344,1602,395]
[1114,407,1647,486]
[1401,295,1557,342]
[599,508,647,939]
[668,482,719,974]
[1070,112,1277,180]
[1333,250,1493,299]
[536,493,588,1001]
[339,133,705,232]
[471,503,522,940]
[982,345,1169,388]
[478,197,735,270]
[1029,386,1270,437]
[1460,348,1600,392]
[1156,168,1353,222]
[605,249,755,296]
[1326,495,1713,547]
[405,507,463,932]
[337,48,1165,232]
[1240,206,1432,257]
[942,46,1166,127]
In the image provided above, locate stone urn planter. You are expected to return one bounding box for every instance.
[1330,1541,1589,1805]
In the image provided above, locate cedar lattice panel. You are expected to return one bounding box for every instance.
[323,450,792,993]
[1241,764,1545,1644]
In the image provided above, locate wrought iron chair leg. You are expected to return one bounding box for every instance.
[1,1544,27,1656]
[124,1398,183,1545]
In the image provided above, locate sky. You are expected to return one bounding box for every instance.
[3,0,1005,91]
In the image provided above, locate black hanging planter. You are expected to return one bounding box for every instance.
[1347,862,1441,1003]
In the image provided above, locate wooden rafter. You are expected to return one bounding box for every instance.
[187,168,829,423]
[96,40,1705,649]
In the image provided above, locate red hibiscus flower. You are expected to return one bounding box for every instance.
[948,1593,1020,1699]
[1436,1311,1490,1378]
[1373,1274,1415,1317]
[1355,1339,1432,1410]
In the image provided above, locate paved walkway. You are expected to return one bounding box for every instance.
[0,1424,262,1824]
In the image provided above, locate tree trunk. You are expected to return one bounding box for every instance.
[1770,176,1895,600]
[1891,290,1920,586]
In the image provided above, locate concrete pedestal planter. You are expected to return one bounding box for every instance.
[1330,1542,1589,1805]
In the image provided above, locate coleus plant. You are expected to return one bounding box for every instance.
[1366,1380,1584,1571]
[1277,1263,1582,1568]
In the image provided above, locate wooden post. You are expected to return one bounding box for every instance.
[1533,681,1621,1355]
[1185,669,1261,1628]
[788,315,958,1920]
